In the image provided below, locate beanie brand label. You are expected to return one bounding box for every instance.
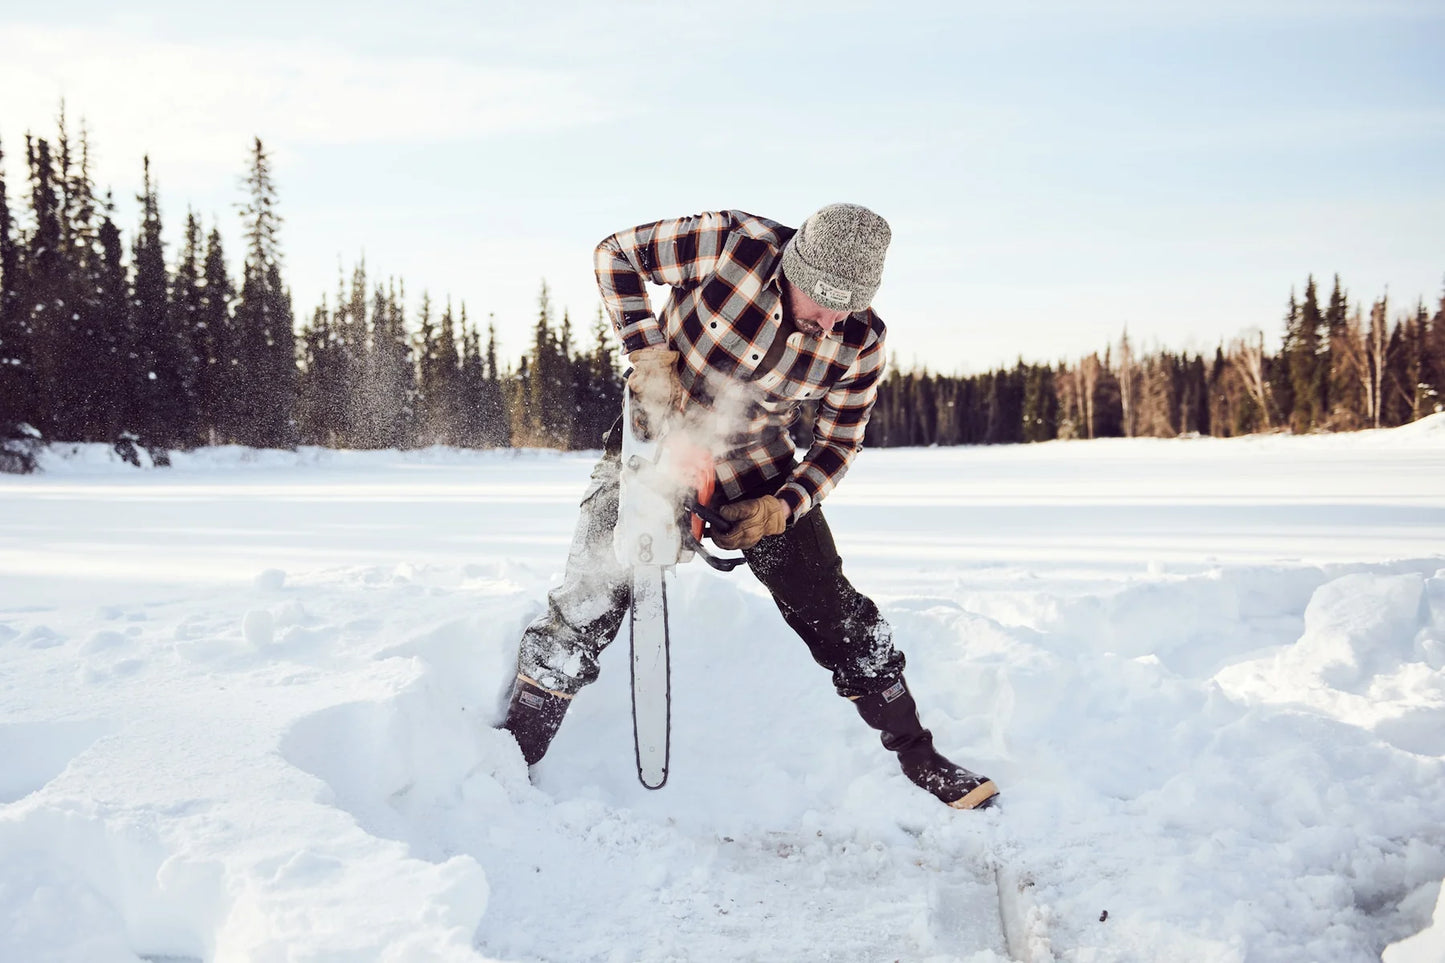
[520,691,546,710]
[882,681,906,703]
[812,278,852,307]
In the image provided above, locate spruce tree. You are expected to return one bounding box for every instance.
[365,281,413,448]
[25,136,65,437]
[233,138,296,448]
[1414,294,1441,418]
[297,299,334,445]
[90,196,130,440]
[0,133,30,429]
[64,123,118,442]
[572,307,622,448]
[199,227,234,443]
[1428,282,1445,417]
[171,210,206,446]
[338,260,369,445]
[1381,318,1412,427]
[457,313,485,447]
[129,156,171,445]
[433,298,461,443]
[1285,276,1325,431]
[1021,364,1058,442]
[478,319,508,447]
[984,363,1025,444]
[414,292,438,445]
[1181,354,1209,435]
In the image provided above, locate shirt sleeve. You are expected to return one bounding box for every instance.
[594,211,735,355]
[775,316,887,518]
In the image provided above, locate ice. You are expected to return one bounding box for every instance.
[1,422,1443,961]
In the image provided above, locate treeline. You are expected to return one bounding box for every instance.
[2,114,1442,474]
[0,113,623,470]
[1,119,299,457]
[865,275,1445,447]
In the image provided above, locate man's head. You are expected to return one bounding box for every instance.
[781,281,852,337]
[780,203,891,324]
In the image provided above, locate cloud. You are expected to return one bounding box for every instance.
[1,23,612,189]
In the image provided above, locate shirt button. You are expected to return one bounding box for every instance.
[709,321,717,329]
[751,354,760,361]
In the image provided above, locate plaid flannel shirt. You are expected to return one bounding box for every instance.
[595,210,887,519]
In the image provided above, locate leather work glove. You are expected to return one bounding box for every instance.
[627,346,685,426]
[714,495,789,551]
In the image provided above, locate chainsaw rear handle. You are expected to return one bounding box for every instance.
[686,498,734,536]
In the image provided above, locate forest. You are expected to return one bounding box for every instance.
[2,115,1442,472]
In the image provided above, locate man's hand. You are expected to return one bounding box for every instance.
[627,346,684,425]
[714,496,788,550]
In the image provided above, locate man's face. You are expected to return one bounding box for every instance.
[782,278,853,338]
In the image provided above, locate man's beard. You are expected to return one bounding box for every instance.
[793,317,825,338]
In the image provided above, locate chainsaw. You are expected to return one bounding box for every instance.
[614,389,744,789]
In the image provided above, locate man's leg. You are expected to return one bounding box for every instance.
[743,509,997,809]
[503,452,631,764]
[741,507,902,698]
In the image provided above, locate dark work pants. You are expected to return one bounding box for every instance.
[514,449,905,700]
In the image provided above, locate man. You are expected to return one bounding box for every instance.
[499,205,997,810]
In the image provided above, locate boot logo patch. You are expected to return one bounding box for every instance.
[520,691,546,710]
[882,681,906,703]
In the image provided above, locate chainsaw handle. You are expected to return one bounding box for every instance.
[686,499,734,536]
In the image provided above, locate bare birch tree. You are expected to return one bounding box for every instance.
[1231,330,1274,429]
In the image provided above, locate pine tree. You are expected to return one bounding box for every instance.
[129,156,171,445]
[1322,275,1361,429]
[1284,276,1325,431]
[91,195,130,439]
[63,123,120,442]
[1428,281,1445,417]
[414,292,439,445]
[1179,353,1209,435]
[233,138,296,448]
[984,363,1025,444]
[432,298,461,443]
[1091,348,1124,438]
[24,136,66,437]
[199,227,234,443]
[0,132,31,429]
[1412,296,1441,419]
[1382,316,1412,427]
[478,319,509,447]
[297,299,336,445]
[170,211,205,443]
[364,280,413,448]
[522,281,573,448]
[456,312,484,447]
[1021,364,1058,442]
[337,260,369,446]
[572,306,623,448]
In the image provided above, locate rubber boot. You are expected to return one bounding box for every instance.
[853,679,998,810]
[500,674,573,766]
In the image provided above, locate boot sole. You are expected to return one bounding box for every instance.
[948,780,999,810]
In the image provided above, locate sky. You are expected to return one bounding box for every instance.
[2,0,1442,373]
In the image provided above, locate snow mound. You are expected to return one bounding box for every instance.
[1215,569,1445,755]
[1385,883,1445,963]
[1386,410,1445,444]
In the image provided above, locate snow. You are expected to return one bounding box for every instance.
[2,416,1444,962]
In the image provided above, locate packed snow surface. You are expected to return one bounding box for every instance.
[3,417,1445,962]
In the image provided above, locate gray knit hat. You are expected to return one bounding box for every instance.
[780,203,891,313]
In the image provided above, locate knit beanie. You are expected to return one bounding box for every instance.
[779,203,891,313]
